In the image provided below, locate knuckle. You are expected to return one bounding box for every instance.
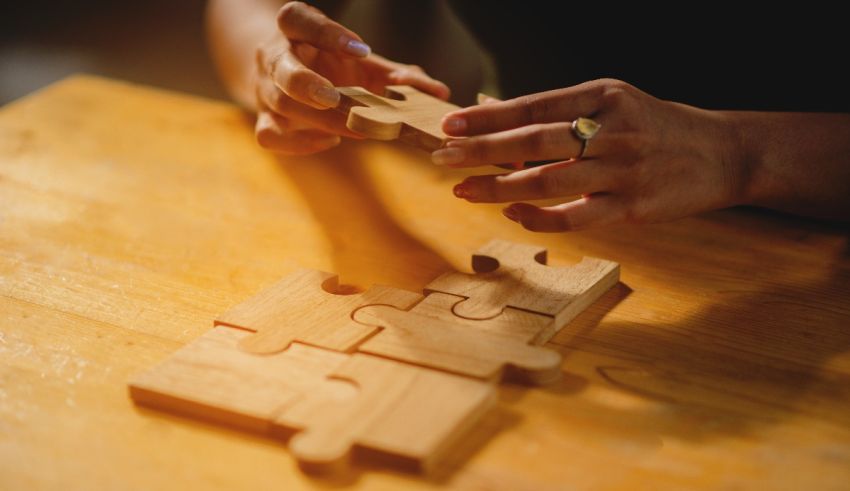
[282,68,312,95]
[557,210,577,231]
[522,95,555,124]
[534,169,563,197]
[600,80,635,109]
[317,22,340,47]
[522,125,550,154]
[623,198,650,225]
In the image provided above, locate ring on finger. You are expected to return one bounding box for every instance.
[571,117,602,159]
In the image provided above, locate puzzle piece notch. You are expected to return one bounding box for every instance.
[425,240,620,333]
[351,292,562,385]
[278,352,496,474]
[214,268,422,355]
[337,85,460,151]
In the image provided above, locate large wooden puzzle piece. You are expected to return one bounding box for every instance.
[129,326,495,473]
[353,292,562,384]
[280,352,495,473]
[425,240,620,330]
[336,85,460,151]
[215,268,421,354]
[129,326,355,433]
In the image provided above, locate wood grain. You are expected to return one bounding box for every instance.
[2,76,850,490]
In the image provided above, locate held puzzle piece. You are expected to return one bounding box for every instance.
[336,85,460,151]
[129,240,620,474]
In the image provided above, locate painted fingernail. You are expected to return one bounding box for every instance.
[310,84,340,108]
[432,147,466,166]
[443,116,467,134]
[476,93,498,104]
[453,182,475,200]
[502,206,519,222]
[341,37,371,57]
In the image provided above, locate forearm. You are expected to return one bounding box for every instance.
[206,0,285,109]
[728,111,850,221]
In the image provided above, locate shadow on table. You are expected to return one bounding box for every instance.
[522,230,850,448]
[272,144,453,293]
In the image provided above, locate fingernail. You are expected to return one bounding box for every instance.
[443,116,467,134]
[502,206,519,222]
[431,147,466,166]
[476,93,498,104]
[310,84,340,108]
[341,37,371,57]
[452,182,475,200]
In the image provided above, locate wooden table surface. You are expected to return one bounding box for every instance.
[2,76,849,491]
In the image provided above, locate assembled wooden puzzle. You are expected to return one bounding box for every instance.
[129,240,620,474]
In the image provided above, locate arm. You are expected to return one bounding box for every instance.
[433,79,850,230]
[206,0,284,109]
[732,111,850,221]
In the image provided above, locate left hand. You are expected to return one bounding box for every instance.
[433,79,745,232]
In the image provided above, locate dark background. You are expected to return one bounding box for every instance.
[0,0,490,106]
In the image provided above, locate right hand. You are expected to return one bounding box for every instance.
[255,1,450,155]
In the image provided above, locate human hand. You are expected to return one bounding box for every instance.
[254,1,450,155]
[434,79,745,231]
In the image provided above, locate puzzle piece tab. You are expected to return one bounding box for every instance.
[215,268,422,355]
[279,352,496,474]
[336,85,460,151]
[425,240,620,331]
[352,292,562,385]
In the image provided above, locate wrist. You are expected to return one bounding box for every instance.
[713,110,759,207]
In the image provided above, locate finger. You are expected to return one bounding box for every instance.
[502,195,624,232]
[475,95,523,169]
[453,159,616,203]
[362,55,450,100]
[263,47,341,110]
[387,67,450,100]
[255,110,341,155]
[277,2,371,57]
[257,75,362,138]
[432,122,605,167]
[442,80,606,136]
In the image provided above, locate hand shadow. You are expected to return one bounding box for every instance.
[271,142,453,292]
[532,213,850,446]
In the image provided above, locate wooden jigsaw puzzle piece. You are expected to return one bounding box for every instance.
[276,353,496,474]
[425,240,620,334]
[128,326,356,432]
[337,85,460,151]
[352,297,562,385]
[411,292,556,345]
[215,268,422,355]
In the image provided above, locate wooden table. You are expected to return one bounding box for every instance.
[2,76,849,490]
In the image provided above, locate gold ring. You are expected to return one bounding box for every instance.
[571,117,601,159]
